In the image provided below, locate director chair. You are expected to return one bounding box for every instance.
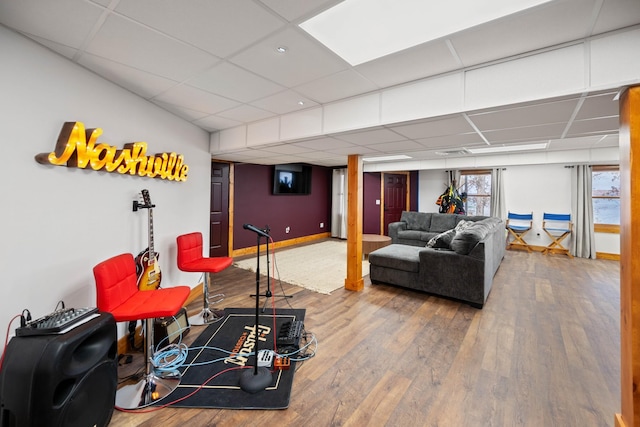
[542,213,573,258]
[506,211,533,252]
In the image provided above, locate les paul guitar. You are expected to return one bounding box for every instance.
[135,189,162,290]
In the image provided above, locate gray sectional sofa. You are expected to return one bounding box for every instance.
[369,211,506,308]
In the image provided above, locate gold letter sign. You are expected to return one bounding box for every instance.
[35,121,189,181]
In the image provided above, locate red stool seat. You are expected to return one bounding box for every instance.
[179,257,232,273]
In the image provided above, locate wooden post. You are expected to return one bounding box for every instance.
[617,85,640,427]
[345,154,364,291]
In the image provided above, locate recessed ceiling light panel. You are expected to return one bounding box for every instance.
[466,142,548,154]
[300,0,553,65]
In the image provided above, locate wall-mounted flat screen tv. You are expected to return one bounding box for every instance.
[272,164,311,195]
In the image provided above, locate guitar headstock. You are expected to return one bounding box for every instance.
[133,189,154,211]
[141,189,151,207]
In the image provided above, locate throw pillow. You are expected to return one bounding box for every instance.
[426,228,456,249]
[454,219,473,232]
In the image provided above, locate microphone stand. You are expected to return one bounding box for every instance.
[239,226,273,393]
[250,227,293,312]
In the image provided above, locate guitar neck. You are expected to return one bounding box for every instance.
[148,208,155,259]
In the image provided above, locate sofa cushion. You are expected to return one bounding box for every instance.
[401,211,431,231]
[430,214,457,232]
[426,229,456,249]
[450,218,500,255]
[368,244,420,273]
[398,230,423,241]
[455,219,474,232]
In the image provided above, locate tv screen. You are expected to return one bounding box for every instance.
[272,164,311,195]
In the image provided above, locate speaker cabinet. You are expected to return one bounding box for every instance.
[0,312,117,427]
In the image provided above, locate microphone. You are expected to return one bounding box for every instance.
[243,223,271,238]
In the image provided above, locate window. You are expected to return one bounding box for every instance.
[459,170,492,216]
[592,165,620,233]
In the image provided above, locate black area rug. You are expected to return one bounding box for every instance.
[164,307,305,409]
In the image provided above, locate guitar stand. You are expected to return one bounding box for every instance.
[248,231,293,312]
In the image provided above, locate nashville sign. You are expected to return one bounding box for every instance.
[35,121,189,181]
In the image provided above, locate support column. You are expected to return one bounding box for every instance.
[617,85,640,427]
[345,154,364,291]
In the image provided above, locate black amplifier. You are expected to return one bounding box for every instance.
[154,307,190,346]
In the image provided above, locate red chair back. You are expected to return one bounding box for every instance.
[93,253,139,315]
[177,232,204,268]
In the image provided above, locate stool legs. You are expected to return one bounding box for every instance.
[188,273,225,326]
[115,318,182,409]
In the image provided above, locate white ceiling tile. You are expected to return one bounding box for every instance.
[0,0,104,48]
[292,137,355,151]
[468,98,579,131]
[334,128,406,145]
[450,0,597,67]
[566,116,620,136]
[28,35,78,59]
[326,145,380,156]
[258,0,342,22]
[294,69,378,103]
[390,115,475,139]
[152,100,209,121]
[416,133,485,149]
[154,85,240,115]
[86,14,218,81]
[229,27,348,87]
[368,140,425,153]
[78,53,179,99]
[595,134,619,147]
[250,90,319,115]
[113,0,286,58]
[483,123,567,143]
[575,92,619,120]
[194,115,243,132]
[547,136,602,151]
[259,144,315,155]
[217,104,275,123]
[187,62,285,103]
[593,0,640,34]
[355,40,460,88]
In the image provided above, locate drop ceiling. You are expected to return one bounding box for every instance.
[1,0,639,168]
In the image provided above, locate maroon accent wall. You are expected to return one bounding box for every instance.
[234,163,332,249]
[410,170,419,211]
[363,172,382,234]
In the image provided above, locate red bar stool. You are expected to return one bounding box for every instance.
[177,232,233,325]
[93,253,190,409]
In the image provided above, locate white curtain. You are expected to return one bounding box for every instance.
[490,168,506,220]
[571,165,596,258]
[331,168,348,239]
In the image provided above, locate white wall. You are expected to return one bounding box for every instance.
[418,165,619,255]
[0,27,212,338]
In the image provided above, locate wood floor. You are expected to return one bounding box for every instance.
[108,249,620,427]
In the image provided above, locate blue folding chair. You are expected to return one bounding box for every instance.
[542,213,573,258]
[506,212,533,252]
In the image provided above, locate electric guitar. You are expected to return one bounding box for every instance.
[135,189,162,290]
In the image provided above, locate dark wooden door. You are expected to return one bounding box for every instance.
[210,162,230,257]
[383,173,407,235]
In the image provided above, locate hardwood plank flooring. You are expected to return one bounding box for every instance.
[108,248,620,427]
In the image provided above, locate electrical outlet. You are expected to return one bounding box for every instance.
[285,226,290,233]
[320,222,324,228]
